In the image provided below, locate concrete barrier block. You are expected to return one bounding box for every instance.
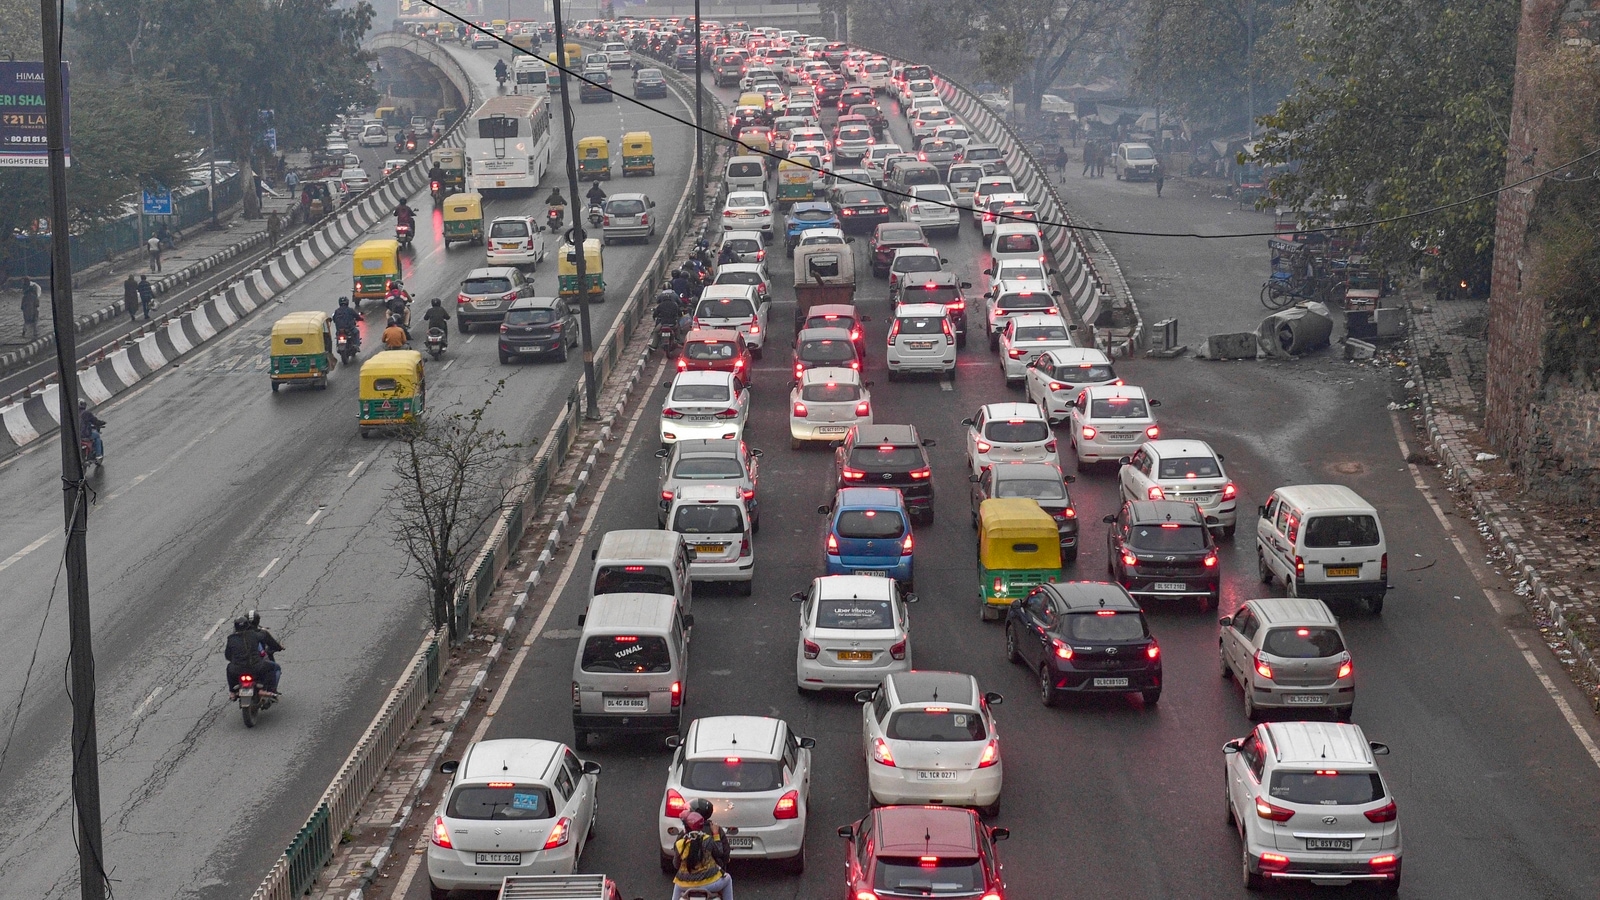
[1197,332,1258,360]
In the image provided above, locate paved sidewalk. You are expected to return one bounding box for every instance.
[1404,289,1600,706]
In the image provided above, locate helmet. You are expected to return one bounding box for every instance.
[233,616,252,631]
[657,289,678,303]
[431,298,442,307]
[78,398,87,410]
[688,798,714,818]
[681,811,707,832]
[338,297,350,306]
[389,315,401,326]
[247,609,261,627]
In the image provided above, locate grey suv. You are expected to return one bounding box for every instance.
[456,266,532,332]
[655,438,763,528]
[497,296,578,363]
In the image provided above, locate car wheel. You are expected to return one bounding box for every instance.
[781,843,806,874]
[1226,790,1236,827]
[791,436,803,451]
[1242,688,1259,722]
[1062,547,1078,564]
[499,353,510,364]
[1220,642,1232,679]
[573,730,592,752]
[457,320,469,334]
[738,579,753,597]
[977,800,1000,819]
[956,332,967,349]
[1336,705,1354,723]
[1142,688,1161,707]
[1004,624,1022,663]
[1243,848,1267,891]
[1368,596,1385,615]
[660,849,676,874]
[1257,549,1274,585]
[1222,524,1237,539]
[988,332,999,352]
[556,342,569,363]
[1200,591,1217,613]
[429,880,450,900]
[1039,665,1059,707]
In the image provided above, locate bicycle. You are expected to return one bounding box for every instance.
[1260,275,1318,311]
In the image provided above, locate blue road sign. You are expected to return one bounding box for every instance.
[142,189,173,216]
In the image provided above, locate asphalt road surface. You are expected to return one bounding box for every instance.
[0,44,696,900]
[402,65,1600,900]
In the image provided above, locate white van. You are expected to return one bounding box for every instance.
[1256,484,1389,613]
[571,593,691,749]
[989,222,1045,267]
[1114,142,1158,181]
[724,155,767,194]
[589,529,693,615]
[512,56,548,94]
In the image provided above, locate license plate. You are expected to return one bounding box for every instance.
[1093,677,1130,688]
[473,299,501,308]
[686,415,713,422]
[238,687,255,698]
[695,543,724,553]
[1325,566,1360,577]
[1304,838,1353,851]
[476,852,522,865]
[603,696,648,711]
[916,770,959,780]
[495,180,506,187]
[817,425,848,433]
[1153,582,1187,592]
[836,649,874,661]
[907,341,934,350]
[1286,694,1326,705]
[518,346,540,353]
[854,570,886,577]
[498,242,519,249]
[727,836,754,849]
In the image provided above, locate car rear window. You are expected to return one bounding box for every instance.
[607,198,646,215]
[984,419,1049,443]
[1090,398,1150,418]
[681,759,784,792]
[885,708,986,742]
[1303,515,1381,548]
[1014,325,1069,342]
[948,168,983,185]
[902,168,940,186]
[968,147,1002,161]
[816,599,894,629]
[1054,362,1115,383]
[728,195,767,209]
[673,457,742,478]
[446,784,555,820]
[1262,626,1346,658]
[593,564,674,595]
[802,381,861,402]
[878,227,924,243]
[698,297,756,318]
[840,189,882,204]
[504,308,556,326]
[727,161,762,178]
[995,478,1066,501]
[838,127,871,141]
[462,278,513,295]
[672,504,744,534]
[850,446,922,468]
[801,339,857,362]
[490,220,529,238]
[875,858,985,895]
[580,635,673,673]
[1064,610,1148,641]
[1269,771,1385,806]
[1130,523,1208,551]
[995,233,1040,253]
[804,314,858,331]
[724,237,761,253]
[914,188,954,204]
[903,284,960,304]
[996,293,1053,311]
[896,256,942,273]
[836,509,905,539]
[672,383,732,402]
[895,315,944,335]
[686,341,737,361]
[1157,456,1221,479]
[792,207,835,221]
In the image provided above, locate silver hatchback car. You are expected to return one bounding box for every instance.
[601,193,656,244]
[1219,598,1354,721]
[655,438,762,528]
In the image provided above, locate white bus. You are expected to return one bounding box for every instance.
[465,94,552,193]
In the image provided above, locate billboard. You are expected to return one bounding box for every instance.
[399,0,472,20]
[0,62,70,168]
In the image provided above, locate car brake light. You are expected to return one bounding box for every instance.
[1146,485,1165,500]
[1081,425,1097,441]
[723,210,735,217]
[1203,551,1217,568]
[1008,347,1025,358]
[909,467,930,479]
[887,319,901,340]
[827,533,839,554]
[1146,642,1161,660]
[665,788,689,817]
[793,401,808,417]
[602,215,612,226]
[543,816,572,849]
[1294,555,1305,575]
[841,467,865,480]
[1364,800,1398,823]
[976,439,991,453]
[1045,439,1057,453]
[677,358,688,371]
[1255,798,1295,822]
[803,638,820,659]
[713,408,740,419]
[1336,659,1354,679]
[431,815,452,848]
[871,737,896,766]
[1258,852,1291,871]
[1121,551,1138,567]
[1254,652,1274,680]
[856,401,871,416]
[1368,854,1399,873]
[670,680,682,707]
[901,532,914,553]
[1380,552,1388,581]
[1051,638,1073,660]
[662,490,675,502]
[947,300,965,311]
[774,789,800,819]
[1222,482,1238,500]
[662,408,684,419]
[977,738,1000,768]
[889,639,907,660]
[1145,425,1160,438]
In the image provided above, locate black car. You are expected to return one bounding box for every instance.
[793,326,864,377]
[814,73,847,101]
[1004,581,1162,707]
[1104,499,1220,610]
[498,296,579,363]
[837,86,875,114]
[893,270,972,343]
[832,185,893,232]
[833,424,937,524]
[579,70,613,103]
[634,67,669,99]
[969,462,1079,561]
[673,45,698,71]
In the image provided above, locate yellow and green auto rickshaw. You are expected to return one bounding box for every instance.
[441,191,484,246]
[268,311,337,392]
[621,131,655,177]
[577,136,611,181]
[429,147,467,199]
[775,158,815,208]
[977,498,1063,620]
[557,238,604,301]
[358,349,425,437]
[352,239,402,301]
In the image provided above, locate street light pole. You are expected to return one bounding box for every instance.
[207,99,219,228]
[693,0,704,214]
[552,0,599,418]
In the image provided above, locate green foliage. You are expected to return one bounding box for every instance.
[1133,0,1300,131]
[1252,0,1517,284]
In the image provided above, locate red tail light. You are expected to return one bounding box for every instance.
[499,323,510,334]
[946,300,965,311]
[1368,854,1399,873]
[1051,638,1073,660]
[1044,439,1057,453]
[677,359,688,371]
[841,467,866,481]
[1255,798,1295,822]
[870,737,896,766]
[1147,486,1165,500]
[1254,652,1274,680]
[543,816,572,849]
[1337,660,1353,679]
[602,215,612,226]
[796,362,806,377]
[1203,551,1218,568]
[793,401,808,417]
[661,490,675,502]
[665,788,689,817]
[670,681,682,707]
[239,674,254,686]
[431,815,453,848]
[1121,551,1138,567]
[1222,482,1238,500]
[773,789,800,819]
[827,533,839,553]
[803,638,820,659]
[977,738,1000,767]
[572,680,580,709]
[1258,852,1291,871]
[1008,347,1025,358]
[889,639,907,660]
[942,319,954,344]
[1294,555,1305,575]
[1380,552,1388,582]
[1080,426,1097,441]
[975,439,992,453]
[901,532,914,553]
[855,401,871,416]
[887,319,901,340]
[723,209,735,217]
[749,322,760,334]
[662,408,685,419]
[740,535,751,556]
[908,467,930,480]
[1145,425,1160,438]
[713,408,741,419]
[1364,800,1398,823]
[1146,642,1161,660]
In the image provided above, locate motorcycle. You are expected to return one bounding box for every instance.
[425,326,447,360]
[336,325,361,364]
[430,180,444,204]
[653,320,682,354]
[404,134,418,152]
[79,429,103,470]
[234,671,276,728]
[586,202,605,227]
[395,220,414,249]
[547,206,565,231]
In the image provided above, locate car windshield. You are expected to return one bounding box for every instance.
[801,339,857,362]
[996,478,1066,501]
[1262,626,1346,659]
[895,316,944,335]
[681,759,784,792]
[802,381,861,402]
[685,341,737,361]
[850,446,923,468]
[997,262,1046,280]
[462,278,513,295]
[984,419,1049,443]
[580,635,673,673]
[841,189,882,204]
[793,208,835,221]
[446,784,555,821]
[724,238,761,253]
[1014,325,1069,342]
[996,293,1053,311]
[607,198,646,215]
[836,509,906,538]
[838,127,871,141]
[885,708,987,742]
[816,598,894,629]
[1054,362,1114,382]
[1303,515,1382,547]
[1269,771,1385,806]
[995,234,1040,253]
[698,298,755,318]
[1124,145,1156,160]
[1130,523,1208,551]
[875,858,985,895]
[1064,610,1147,641]
[949,169,983,185]
[969,148,1002,161]
[879,227,923,243]
[672,504,744,534]
[504,308,556,326]
[673,455,743,479]
[672,383,732,403]
[728,161,763,177]
[1157,456,1221,479]
[593,564,673,595]
[1090,398,1149,418]
[896,256,942,273]
[490,220,529,238]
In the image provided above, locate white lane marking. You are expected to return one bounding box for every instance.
[442,360,455,372]
[131,686,162,720]
[347,455,374,478]
[201,616,228,644]
[1388,409,1600,772]
[465,335,474,344]
[305,507,324,527]
[940,380,953,391]
[257,557,281,579]
[0,534,52,573]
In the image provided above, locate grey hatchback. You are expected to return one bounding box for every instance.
[655,438,763,527]
[497,296,579,363]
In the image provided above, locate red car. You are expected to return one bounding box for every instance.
[838,805,1009,900]
[869,223,930,278]
[676,328,753,386]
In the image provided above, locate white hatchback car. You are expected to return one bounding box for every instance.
[660,716,814,874]
[485,216,548,269]
[963,402,1059,476]
[721,190,775,238]
[885,303,956,381]
[1024,348,1120,423]
[693,285,769,355]
[899,184,961,235]
[427,739,600,895]
[790,367,873,448]
[1117,439,1238,535]
[857,670,1004,816]
[793,575,914,691]
[984,282,1060,350]
[998,313,1075,384]
[1226,721,1400,891]
[1068,384,1161,466]
[667,484,754,593]
[660,370,751,445]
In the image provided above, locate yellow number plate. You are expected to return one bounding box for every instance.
[836,650,874,661]
[1325,566,1360,577]
[695,544,723,554]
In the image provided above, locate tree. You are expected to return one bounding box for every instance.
[390,387,525,639]
[1252,0,1517,285]
[951,0,1135,116]
[1133,0,1301,132]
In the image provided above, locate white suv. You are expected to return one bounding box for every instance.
[793,574,914,691]
[1225,721,1400,891]
[886,303,956,381]
[1068,384,1160,466]
[485,216,549,269]
[660,716,814,874]
[666,484,754,594]
[1117,439,1238,535]
[963,402,1059,476]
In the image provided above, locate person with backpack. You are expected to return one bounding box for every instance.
[671,810,732,900]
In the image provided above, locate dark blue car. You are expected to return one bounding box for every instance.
[784,201,841,254]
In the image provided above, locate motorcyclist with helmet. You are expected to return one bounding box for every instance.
[670,268,692,301]
[670,808,732,900]
[394,201,416,229]
[495,58,509,86]
[225,611,284,697]
[382,316,408,349]
[422,297,451,347]
[384,281,412,334]
[585,181,607,207]
[78,399,105,462]
[332,296,362,353]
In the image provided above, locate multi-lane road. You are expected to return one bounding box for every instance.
[401,55,1600,900]
[0,44,698,900]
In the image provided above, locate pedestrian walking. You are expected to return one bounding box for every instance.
[19,277,41,340]
[136,275,155,320]
[267,210,281,249]
[1054,146,1069,184]
[123,274,140,322]
[1081,140,1096,177]
[285,169,300,194]
[146,235,162,272]
[1155,163,1165,198]
[1095,146,1107,178]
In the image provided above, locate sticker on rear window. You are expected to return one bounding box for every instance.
[512,793,542,812]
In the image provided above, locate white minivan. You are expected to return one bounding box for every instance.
[1256,484,1388,613]
[724,155,767,194]
[989,222,1045,268]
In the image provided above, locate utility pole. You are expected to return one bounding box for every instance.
[693,0,704,214]
[207,99,219,228]
[552,0,599,417]
[39,1,108,898]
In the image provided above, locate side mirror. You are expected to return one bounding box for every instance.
[1259,505,1269,518]
[661,380,673,389]
[1117,456,1132,465]
[983,691,1004,705]
[817,504,832,515]
[791,591,806,603]
[989,827,1010,842]
[680,613,694,630]
[577,613,586,626]
[859,314,871,322]
[837,824,855,839]
[1048,267,1058,275]
[665,735,683,749]
[750,448,764,458]
[798,736,817,749]
[984,267,994,276]
[581,760,603,775]
[961,417,974,426]
[960,281,972,289]
[438,760,460,775]
[655,448,670,458]
[1102,514,1116,524]
[939,257,948,264]
[1051,289,1062,297]
[1063,474,1076,483]
[1217,454,1225,461]
[863,380,876,388]
[1149,399,1162,408]
[904,592,919,603]
[1224,739,1243,754]
[968,473,980,483]
[590,548,597,561]
[853,689,875,704]
[1369,741,1390,755]
[921,438,936,447]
